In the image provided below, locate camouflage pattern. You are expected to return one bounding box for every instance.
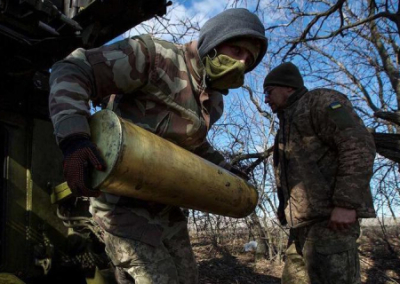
[274,87,376,228]
[103,215,198,284]
[48,36,232,283]
[49,36,225,162]
[282,220,361,284]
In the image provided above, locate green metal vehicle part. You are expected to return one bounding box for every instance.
[0,1,168,283]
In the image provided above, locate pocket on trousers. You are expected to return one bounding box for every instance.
[315,239,354,255]
[312,239,360,284]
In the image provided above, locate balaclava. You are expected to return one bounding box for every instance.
[263,62,304,91]
[204,54,247,90]
[198,8,267,90]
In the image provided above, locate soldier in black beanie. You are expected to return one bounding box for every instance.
[264,62,376,284]
[263,62,305,113]
[263,62,304,89]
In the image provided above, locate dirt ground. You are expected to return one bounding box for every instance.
[191,227,400,284]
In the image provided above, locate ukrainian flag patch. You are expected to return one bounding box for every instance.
[329,102,342,110]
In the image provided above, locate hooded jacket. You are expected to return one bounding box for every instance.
[49,9,266,246]
[49,9,267,246]
[49,36,228,246]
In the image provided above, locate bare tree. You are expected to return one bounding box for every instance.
[262,0,400,163]
[129,0,399,262]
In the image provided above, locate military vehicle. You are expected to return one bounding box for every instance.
[0,1,169,283]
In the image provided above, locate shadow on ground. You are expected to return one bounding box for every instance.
[196,243,281,284]
[360,227,400,284]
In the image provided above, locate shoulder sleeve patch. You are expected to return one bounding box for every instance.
[326,102,357,130]
[329,102,342,109]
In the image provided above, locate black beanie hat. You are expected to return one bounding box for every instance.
[263,62,304,90]
[198,8,267,72]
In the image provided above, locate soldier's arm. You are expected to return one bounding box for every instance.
[192,140,228,167]
[311,89,376,217]
[192,140,251,180]
[49,38,150,144]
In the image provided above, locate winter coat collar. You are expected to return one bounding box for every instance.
[285,86,309,109]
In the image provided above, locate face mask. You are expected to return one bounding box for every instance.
[205,54,246,90]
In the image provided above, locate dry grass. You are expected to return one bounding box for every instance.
[190,226,400,284]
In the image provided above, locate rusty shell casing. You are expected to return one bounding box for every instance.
[89,109,258,218]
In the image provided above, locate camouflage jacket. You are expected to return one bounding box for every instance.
[274,87,376,228]
[49,35,228,246]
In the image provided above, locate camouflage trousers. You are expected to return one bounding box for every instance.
[282,220,361,284]
[103,220,198,284]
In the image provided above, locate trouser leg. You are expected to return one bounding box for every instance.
[114,267,135,284]
[163,223,198,284]
[104,231,179,284]
[302,221,361,284]
[281,231,309,284]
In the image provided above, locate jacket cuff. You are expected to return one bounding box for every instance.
[332,198,358,210]
[356,208,376,218]
[54,114,91,144]
[333,198,376,218]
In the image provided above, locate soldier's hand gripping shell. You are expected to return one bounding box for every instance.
[59,134,106,197]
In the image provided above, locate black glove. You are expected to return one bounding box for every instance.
[230,166,250,181]
[59,134,106,197]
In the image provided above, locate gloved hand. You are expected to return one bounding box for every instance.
[230,166,250,181]
[59,134,106,197]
